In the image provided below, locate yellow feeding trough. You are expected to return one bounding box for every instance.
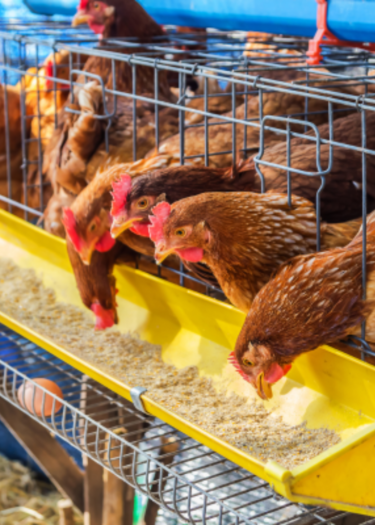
[1,209,375,516]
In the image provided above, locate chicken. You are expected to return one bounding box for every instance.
[66,235,138,329]
[232,211,375,400]
[47,81,104,195]
[109,164,258,239]
[149,192,362,313]
[72,0,171,98]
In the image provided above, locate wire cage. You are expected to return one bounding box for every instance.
[1,23,374,349]
[1,22,375,343]
[0,322,373,525]
[1,17,375,522]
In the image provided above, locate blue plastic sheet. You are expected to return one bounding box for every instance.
[21,0,375,43]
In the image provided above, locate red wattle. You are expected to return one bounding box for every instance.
[283,364,292,375]
[130,222,151,237]
[265,362,287,384]
[89,22,105,34]
[95,231,116,252]
[90,303,115,330]
[176,247,204,262]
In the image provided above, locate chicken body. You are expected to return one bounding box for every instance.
[67,235,138,329]
[233,211,375,400]
[150,192,361,313]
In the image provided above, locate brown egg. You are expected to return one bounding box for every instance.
[18,378,63,417]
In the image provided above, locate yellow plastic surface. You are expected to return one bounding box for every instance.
[1,209,375,515]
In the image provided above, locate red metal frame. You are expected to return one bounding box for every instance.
[307,0,375,65]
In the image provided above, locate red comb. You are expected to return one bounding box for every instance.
[45,60,53,79]
[95,231,116,253]
[149,202,171,243]
[62,208,82,252]
[228,351,251,383]
[45,60,53,89]
[91,303,115,330]
[78,0,89,10]
[111,174,132,217]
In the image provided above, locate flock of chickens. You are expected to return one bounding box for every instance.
[3,0,375,401]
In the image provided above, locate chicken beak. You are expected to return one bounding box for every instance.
[80,245,95,266]
[154,248,175,265]
[256,372,273,400]
[72,11,91,27]
[111,217,142,239]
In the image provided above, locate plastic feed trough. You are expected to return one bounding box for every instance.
[0,209,375,515]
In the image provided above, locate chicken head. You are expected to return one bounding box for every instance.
[231,330,292,400]
[149,201,211,263]
[72,0,115,34]
[62,207,115,265]
[110,174,157,238]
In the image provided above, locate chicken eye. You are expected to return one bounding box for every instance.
[137,198,149,209]
[242,359,253,367]
[175,228,186,237]
[90,223,96,232]
[93,2,100,9]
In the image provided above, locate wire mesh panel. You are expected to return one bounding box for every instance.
[0,26,375,372]
[0,25,374,218]
[0,323,372,525]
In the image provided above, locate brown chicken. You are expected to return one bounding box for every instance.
[149,192,362,312]
[62,158,224,325]
[109,164,258,239]
[66,235,138,329]
[72,0,171,96]
[232,211,375,400]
